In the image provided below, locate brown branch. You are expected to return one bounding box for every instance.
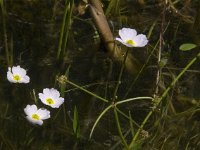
[88,0,140,74]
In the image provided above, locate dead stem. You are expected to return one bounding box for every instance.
[88,0,141,74]
[154,5,166,98]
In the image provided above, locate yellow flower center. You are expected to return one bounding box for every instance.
[126,40,135,46]
[13,75,21,81]
[32,114,40,120]
[46,98,54,105]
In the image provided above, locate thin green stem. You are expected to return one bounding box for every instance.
[65,81,117,93]
[0,131,15,150]
[159,55,199,100]
[89,96,152,140]
[124,41,159,98]
[57,1,70,59]
[129,51,200,148]
[129,111,153,149]
[10,34,13,65]
[62,103,67,126]
[62,0,73,55]
[113,107,129,149]
[0,0,10,65]
[89,104,113,138]
[61,83,67,125]
[113,49,129,100]
[124,21,170,98]
[129,111,135,137]
[66,80,109,103]
[116,97,153,106]
[32,89,38,104]
[110,129,131,150]
[105,0,120,17]
[115,107,140,128]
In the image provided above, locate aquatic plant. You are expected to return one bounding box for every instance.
[116,28,148,47]
[57,0,74,60]
[0,0,200,149]
[0,0,13,66]
[24,104,50,125]
[38,88,64,108]
[7,66,30,83]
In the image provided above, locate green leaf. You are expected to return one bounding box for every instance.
[159,58,168,68]
[128,111,135,137]
[73,106,80,138]
[73,106,77,133]
[179,43,197,51]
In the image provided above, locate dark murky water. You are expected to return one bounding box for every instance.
[0,0,200,149]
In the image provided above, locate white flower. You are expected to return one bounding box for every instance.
[116,28,148,47]
[7,65,30,83]
[24,104,50,125]
[38,88,64,108]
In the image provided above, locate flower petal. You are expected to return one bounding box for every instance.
[119,29,128,41]
[21,75,30,83]
[12,66,25,76]
[7,71,16,83]
[37,108,50,120]
[38,93,46,100]
[115,37,124,43]
[116,38,135,47]
[133,34,148,47]
[38,93,47,104]
[39,88,64,108]
[43,88,51,96]
[7,66,30,83]
[24,105,38,116]
[119,28,137,41]
[50,88,60,98]
[17,68,27,77]
[52,97,64,108]
[116,28,148,47]
[26,116,43,125]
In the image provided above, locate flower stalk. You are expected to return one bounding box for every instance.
[66,80,109,103]
[114,107,129,149]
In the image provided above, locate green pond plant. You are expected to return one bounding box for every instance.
[0,0,13,66]
[64,27,150,149]
[1,0,200,149]
[24,88,65,125]
[130,53,200,149]
[64,27,199,149]
[57,0,74,60]
[4,19,199,150]
[22,89,65,125]
[6,66,65,126]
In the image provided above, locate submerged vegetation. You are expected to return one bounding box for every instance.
[0,0,200,149]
